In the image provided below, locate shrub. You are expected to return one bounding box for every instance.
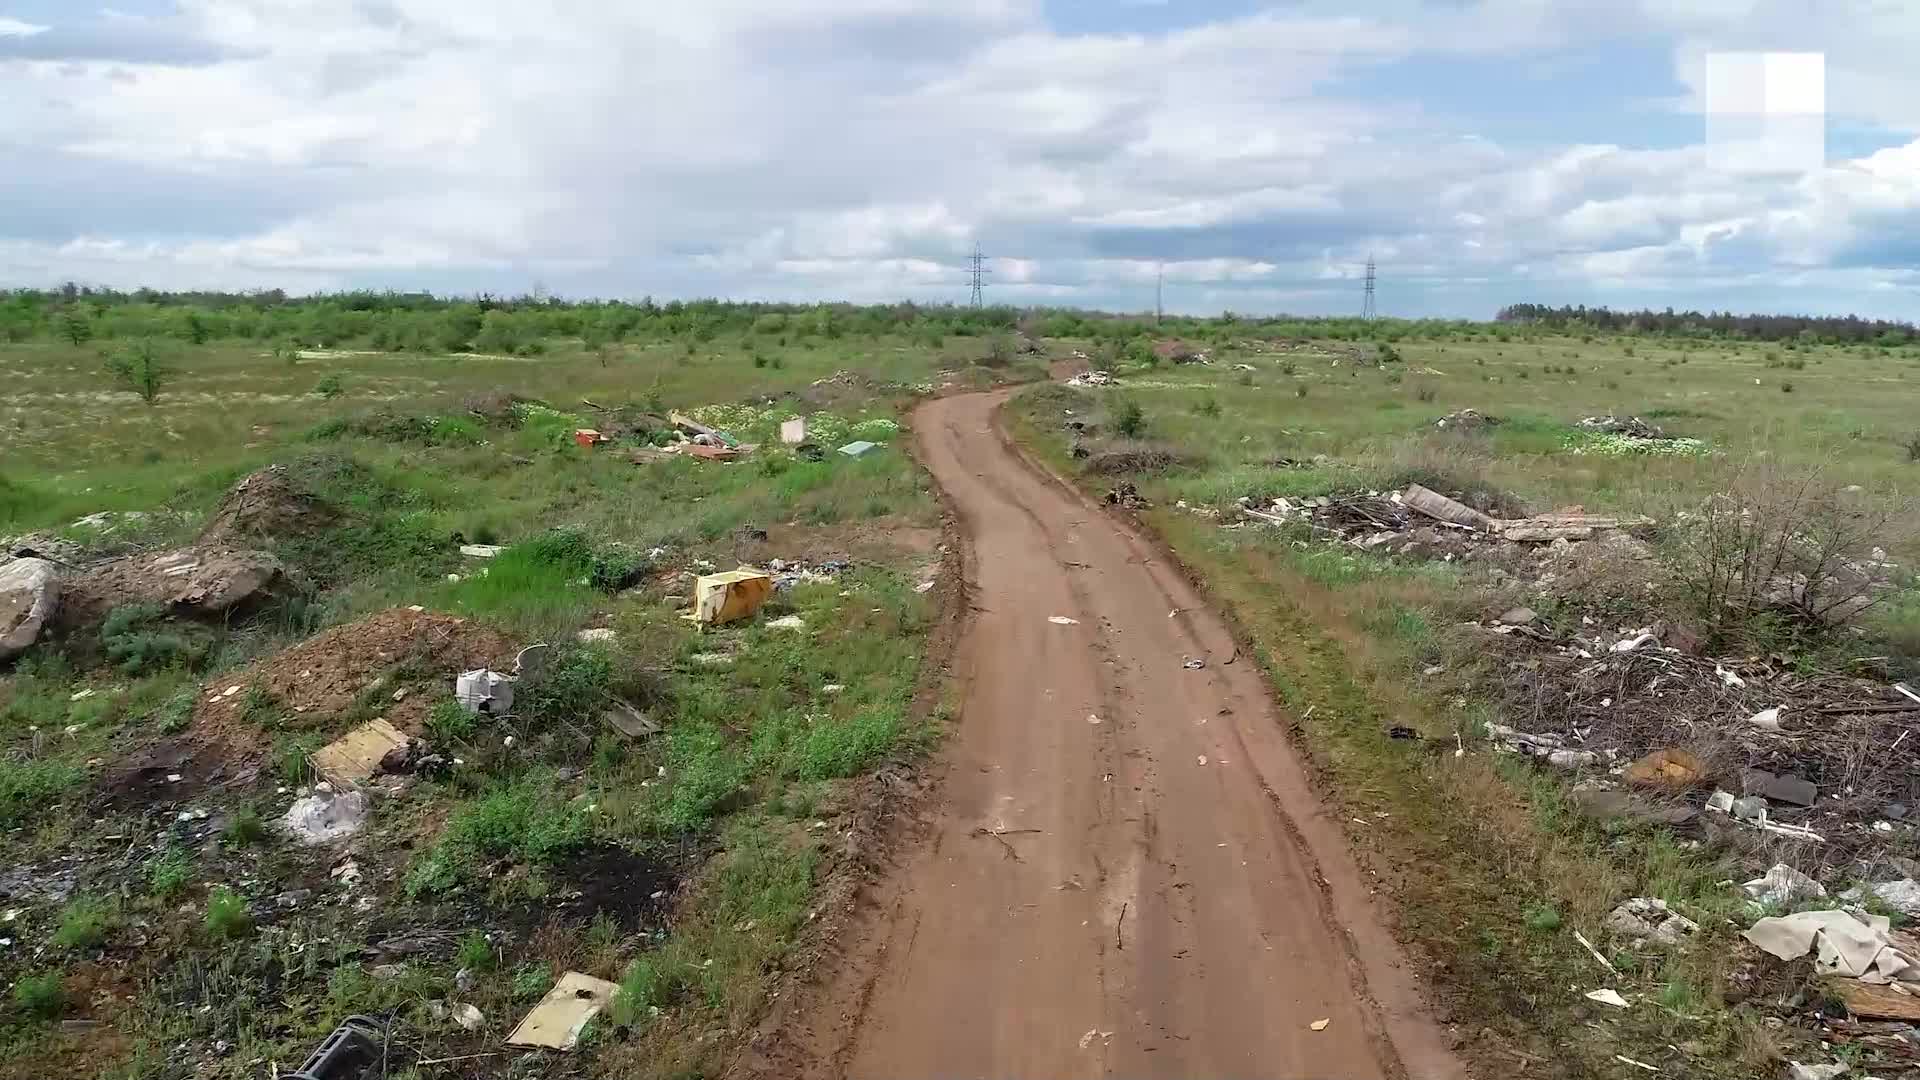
[103,339,171,404]
[101,603,201,675]
[457,931,497,972]
[1194,396,1221,418]
[12,973,63,1019]
[148,849,192,899]
[426,698,477,744]
[1905,434,1920,462]
[313,373,345,399]
[1110,396,1145,438]
[0,759,84,825]
[51,897,115,951]
[205,887,252,939]
[1671,460,1899,644]
[224,808,269,846]
[1780,381,1795,393]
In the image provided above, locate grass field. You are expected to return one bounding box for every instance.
[5,306,1920,1079]
[0,329,1029,1079]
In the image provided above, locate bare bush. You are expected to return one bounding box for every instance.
[1669,459,1900,640]
[1085,439,1183,475]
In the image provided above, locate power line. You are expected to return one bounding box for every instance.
[1155,262,1164,324]
[967,245,990,308]
[1361,254,1377,321]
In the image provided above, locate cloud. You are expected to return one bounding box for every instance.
[1,1,1918,316]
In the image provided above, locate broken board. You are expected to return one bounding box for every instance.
[506,971,620,1050]
[685,569,773,625]
[311,718,410,786]
[1830,977,1920,1021]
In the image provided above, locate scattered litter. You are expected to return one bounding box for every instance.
[312,718,411,785]
[1746,707,1783,732]
[766,615,807,631]
[686,569,774,625]
[1066,370,1115,388]
[915,580,936,594]
[1182,657,1206,670]
[1584,988,1630,1008]
[576,627,617,644]
[455,669,516,715]
[452,1003,484,1031]
[287,1016,385,1080]
[1744,908,1918,980]
[1839,879,1920,919]
[1487,723,1602,769]
[459,544,503,558]
[1897,683,1920,705]
[1743,769,1817,807]
[1610,632,1658,653]
[1048,616,1079,626]
[837,440,879,458]
[1077,1027,1115,1048]
[283,788,370,845]
[1309,1018,1331,1031]
[1197,756,1208,766]
[1614,1055,1659,1072]
[572,428,607,448]
[1715,664,1746,689]
[506,971,620,1050]
[1603,897,1698,945]
[780,417,809,445]
[1705,789,1826,842]
[1087,714,1102,725]
[1744,864,1828,906]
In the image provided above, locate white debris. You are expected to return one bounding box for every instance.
[1584,988,1630,1008]
[1610,632,1657,653]
[1603,897,1699,945]
[455,669,515,714]
[283,789,370,845]
[1744,864,1828,906]
[575,628,617,644]
[1840,879,1920,918]
[1715,663,1746,689]
[1785,1064,1848,1080]
[1744,908,1920,981]
[1746,707,1783,732]
[452,1003,484,1031]
[766,615,807,630]
[1048,616,1079,625]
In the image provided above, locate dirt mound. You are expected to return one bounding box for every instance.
[199,465,336,545]
[194,608,517,737]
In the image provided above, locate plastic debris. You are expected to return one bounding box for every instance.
[1048,616,1079,626]
[1584,988,1630,1008]
[1705,789,1826,842]
[602,701,661,739]
[1308,1018,1330,1031]
[766,615,806,631]
[452,1003,484,1031]
[506,971,619,1050]
[456,669,516,715]
[1610,632,1658,653]
[837,440,879,458]
[1747,707,1783,732]
[283,787,370,845]
[459,544,503,558]
[1744,864,1828,906]
[1715,663,1746,689]
[1839,879,1920,919]
[1603,897,1699,945]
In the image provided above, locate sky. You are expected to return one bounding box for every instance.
[3,1,1919,319]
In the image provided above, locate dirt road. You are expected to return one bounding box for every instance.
[780,389,1466,1079]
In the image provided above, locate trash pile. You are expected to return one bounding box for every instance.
[1433,409,1502,432]
[1104,482,1149,509]
[1566,415,1707,457]
[1066,370,1115,388]
[1237,483,1653,556]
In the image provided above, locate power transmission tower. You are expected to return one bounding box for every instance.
[1155,262,1164,324]
[1361,255,1377,321]
[967,245,989,308]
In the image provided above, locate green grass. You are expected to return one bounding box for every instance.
[11,973,64,1019]
[50,897,116,951]
[204,887,252,940]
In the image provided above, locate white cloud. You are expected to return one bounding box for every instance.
[2,1,1919,316]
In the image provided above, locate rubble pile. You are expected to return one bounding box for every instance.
[1065,370,1115,388]
[1237,483,1653,557]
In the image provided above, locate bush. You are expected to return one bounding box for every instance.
[426,698,477,745]
[1671,461,1898,644]
[1110,396,1146,438]
[313,373,345,399]
[101,603,201,675]
[205,887,252,939]
[103,339,171,404]
[457,931,497,972]
[148,849,192,898]
[1194,396,1221,418]
[51,897,114,951]
[12,973,63,1019]
[1905,434,1920,462]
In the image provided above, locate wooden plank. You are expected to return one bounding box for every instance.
[1831,978,1920,1021]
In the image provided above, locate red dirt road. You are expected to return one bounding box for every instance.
[782,389,1466,1079]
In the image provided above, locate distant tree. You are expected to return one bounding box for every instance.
[104,339,171,405]
[182,311,209,344]
[58,308,92,347]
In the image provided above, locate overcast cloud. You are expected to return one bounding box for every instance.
[2,0,1918,317]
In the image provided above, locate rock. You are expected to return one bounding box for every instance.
[1604,897,1699,945]
[0,557,60,661]
[1784,1063,1848,1080]
[1762,774,1817,808]
[273,889,314,909]
[1732,795,1769,823]
[1839,879,1920,918]
[283,789,370,845]
[1497,607,1537,626]
[152,548,292,615]
[371,963,406,980]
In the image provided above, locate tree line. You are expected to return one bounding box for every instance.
[1495,303,1916,345]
